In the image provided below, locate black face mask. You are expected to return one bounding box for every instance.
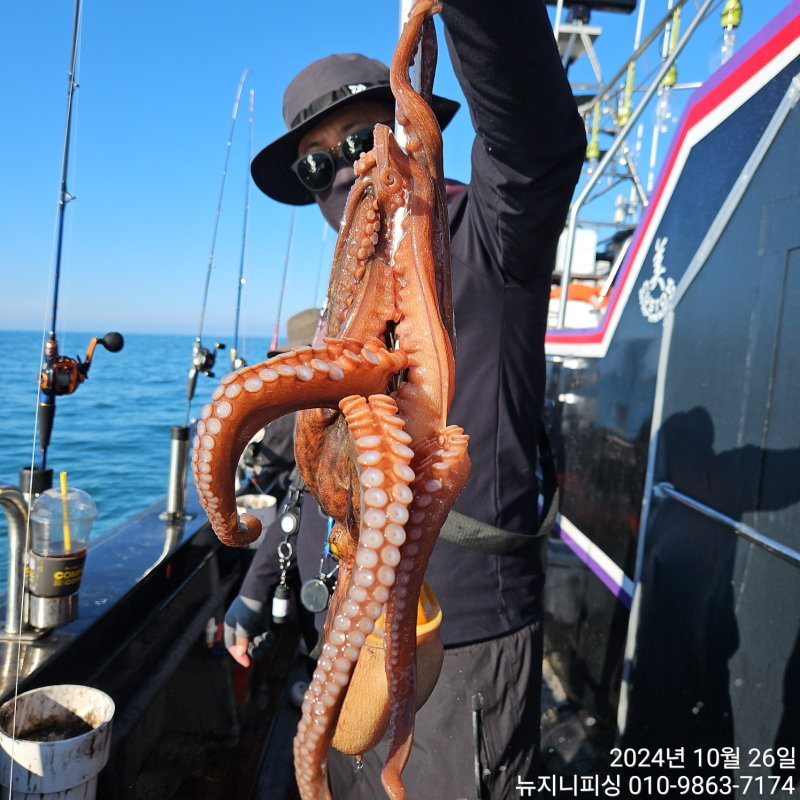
[315,159,358,230]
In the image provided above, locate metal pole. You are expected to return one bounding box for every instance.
[554,0,565,41]
[0,486,29,635]
[579,31,604,86]
[270,209,296,353]
[399,0,414,30]
[396,0,423,150]
[647,115,661,194]
[561,34,577,71]
[625,141,649,208]
[656,483,800,570]
[161,426,192,521]
[629,123,645,215]
[633,0,648,51]
[556,0,714,329]
[649,1,677,193]
[577,0,690,115]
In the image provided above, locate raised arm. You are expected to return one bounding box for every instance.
[441,0,586,283]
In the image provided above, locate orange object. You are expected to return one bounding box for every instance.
[331,581,444,756]
[551,282,610,307]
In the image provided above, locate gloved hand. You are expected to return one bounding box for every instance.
[224,595,265,667]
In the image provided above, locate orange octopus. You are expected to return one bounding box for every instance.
[191,2,469,797]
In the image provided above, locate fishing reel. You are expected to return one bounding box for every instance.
[39,333,124,397]
[186,338,225,401]
[191,338,226,379]
[229,347,247,371]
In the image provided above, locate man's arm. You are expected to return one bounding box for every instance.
[224,515,286,666]
[441,0,586,283]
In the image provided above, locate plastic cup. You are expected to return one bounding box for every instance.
[30,487,97,557]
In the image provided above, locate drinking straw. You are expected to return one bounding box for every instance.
[59,471,72,554]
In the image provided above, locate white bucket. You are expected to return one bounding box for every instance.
[236,494,277,549]
[0,685,114,799]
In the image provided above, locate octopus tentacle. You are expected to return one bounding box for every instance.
[391,1,453,354]
[381,427,471,800]
[191,340,407,546]
[294,395,415,800]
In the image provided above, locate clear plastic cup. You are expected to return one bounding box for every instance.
[30,487,97,557]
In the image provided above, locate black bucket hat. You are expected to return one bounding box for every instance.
[251,53,460,206]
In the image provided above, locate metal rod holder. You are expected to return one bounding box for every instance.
[2,475,77,639]
[0,485,29,636]
[160,426,195,522]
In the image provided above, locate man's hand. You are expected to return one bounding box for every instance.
[224,595,265,667]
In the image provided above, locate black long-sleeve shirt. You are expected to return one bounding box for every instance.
[241,0,585,647]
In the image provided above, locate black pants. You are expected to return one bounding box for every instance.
[328,618,542,800]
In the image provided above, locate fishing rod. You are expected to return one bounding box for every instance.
[36,0,124,480]
[185,68,252,425]
[230,89,254,371]
[270,209,296,354]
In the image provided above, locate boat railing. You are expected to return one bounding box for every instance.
[555,0,716,329]
[654,482,800,570]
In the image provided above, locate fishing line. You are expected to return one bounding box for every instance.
[242,293,249,364]
[270,208,296,354]
[185,68,251,425]
[242,91,253,367]
[60,0,84,352]
[231,89,254,370]
[7,228,59,800]
[313,223,329,308]
[8,385,44,800]
[195,68,251,343]
[8,1,85,787]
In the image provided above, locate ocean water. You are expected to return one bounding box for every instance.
[0,329,275,591]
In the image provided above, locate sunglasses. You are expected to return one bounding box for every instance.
[291,121,394,193]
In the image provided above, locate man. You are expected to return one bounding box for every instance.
[226,1,585,796]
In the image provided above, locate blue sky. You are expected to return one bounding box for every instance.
[0,1,789,345]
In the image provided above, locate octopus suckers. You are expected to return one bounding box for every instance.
[214,401,232,418]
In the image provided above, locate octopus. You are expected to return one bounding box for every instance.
[191,2,470,798]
